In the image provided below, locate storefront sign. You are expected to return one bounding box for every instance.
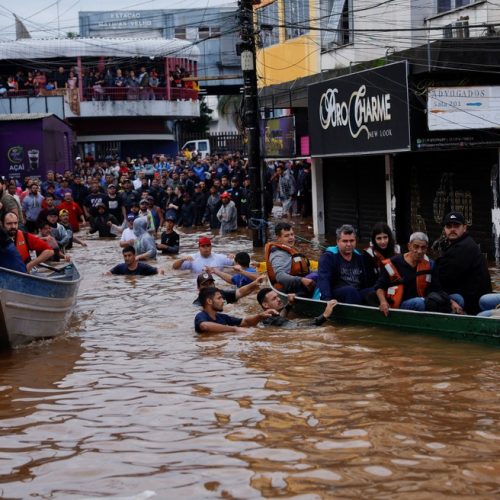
[83,11,162,32]
[428,86,500,131]
[308,61,410,156]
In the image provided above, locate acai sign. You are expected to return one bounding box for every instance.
[308,61,410,157]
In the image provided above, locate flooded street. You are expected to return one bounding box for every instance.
[1,226,499,499]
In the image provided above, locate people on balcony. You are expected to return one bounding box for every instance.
[1,62,198,101]
[66,71,78,90]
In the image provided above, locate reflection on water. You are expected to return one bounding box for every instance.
[0,226,499,498]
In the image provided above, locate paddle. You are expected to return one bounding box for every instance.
[39,262,72,274]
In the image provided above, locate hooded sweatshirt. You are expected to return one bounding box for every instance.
[133,217,157,259]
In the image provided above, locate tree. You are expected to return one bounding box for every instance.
[181,97,213,135]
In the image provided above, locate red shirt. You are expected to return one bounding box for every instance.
[58,200,84,232]
[15,230,52,262]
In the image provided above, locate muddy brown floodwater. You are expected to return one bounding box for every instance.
[0,222,499,499]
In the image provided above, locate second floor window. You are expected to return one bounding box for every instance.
[257,1,280,47]
[284,0,310,40]
[438,0,475,13]
[174,27,186,39]
[321,0,353,50]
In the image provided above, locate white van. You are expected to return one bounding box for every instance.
[181,139,211,158]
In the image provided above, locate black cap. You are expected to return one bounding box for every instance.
[197,272,215,286]
[443,211,466,225]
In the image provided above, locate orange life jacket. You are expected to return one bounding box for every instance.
[265,242,310,290]
[365,246,386,273]
[382,255,431,309]
[15,230,31,263]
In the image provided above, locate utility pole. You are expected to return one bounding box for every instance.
[238,0,265,247]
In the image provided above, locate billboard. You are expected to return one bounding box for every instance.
[262,116,296,158]
[428,86,500,131]
[308,61,410,157]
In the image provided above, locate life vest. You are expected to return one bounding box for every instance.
[365,246,386,273]
[265,242,310,289]
[382,255,431,309]
[15,230,31,263]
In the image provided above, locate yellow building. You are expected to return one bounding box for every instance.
[254,0,320,88]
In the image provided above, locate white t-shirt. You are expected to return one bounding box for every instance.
[121,227,136,242]
[181,252,233,273]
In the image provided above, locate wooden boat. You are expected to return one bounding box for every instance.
[271,285,500,345]
[0,263,81,348]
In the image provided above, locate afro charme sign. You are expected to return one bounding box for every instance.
[308,61,410,156]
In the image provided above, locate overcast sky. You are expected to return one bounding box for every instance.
[0,0,237,41]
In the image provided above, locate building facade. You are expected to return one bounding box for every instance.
[79,8,242,94]
[254,0,500,259]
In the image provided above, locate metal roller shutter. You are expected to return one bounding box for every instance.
[323,156,387,245]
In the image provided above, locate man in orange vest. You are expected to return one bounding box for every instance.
[375,232,464,316]
[3,212,54,273]
[265,222,314,295]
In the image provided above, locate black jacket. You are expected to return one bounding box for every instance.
[435,233,492,314]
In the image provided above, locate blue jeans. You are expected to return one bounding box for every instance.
[331,286,374,305]
[478,293,500,316]
[400,294,464,312]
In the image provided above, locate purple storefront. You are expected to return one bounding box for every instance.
[0,113,73,181]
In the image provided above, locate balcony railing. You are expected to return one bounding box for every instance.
[1,87,199,102]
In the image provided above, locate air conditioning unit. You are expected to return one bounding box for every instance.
[442,19,470,39]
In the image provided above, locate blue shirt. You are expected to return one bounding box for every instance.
[0,241,27,273]
[231,267,256,288]
[194,311,242,333]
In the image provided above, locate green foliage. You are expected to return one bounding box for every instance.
[181,97,213,135]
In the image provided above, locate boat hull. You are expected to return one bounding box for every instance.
[272,287,500,345]
[0,265,81,348]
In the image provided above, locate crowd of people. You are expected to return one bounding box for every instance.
[0,153,497,334]
[0,64,198,100]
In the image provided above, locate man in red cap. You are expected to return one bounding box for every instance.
[172,236,234,273]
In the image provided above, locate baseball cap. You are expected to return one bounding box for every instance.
[198,236,212,246]
[47,209,58,216]
[59,209,69,216]
[443,211,466,225]
[220,191,231,199]
[139,198,148,205]
[165,215,176,222]
[197,272,215,286]
[127,213,136,221]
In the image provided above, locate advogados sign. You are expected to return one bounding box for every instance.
[308,61,410,157]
